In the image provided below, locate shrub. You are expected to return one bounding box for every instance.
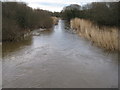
[2,2,53,41]
[62,2,120,27]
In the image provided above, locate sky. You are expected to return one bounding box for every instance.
[2,0,119,12]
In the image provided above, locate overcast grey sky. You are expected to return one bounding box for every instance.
[2,0,119,12]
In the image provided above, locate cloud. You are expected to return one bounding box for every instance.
[24,0,91,12]
[39,2,68,7]
[2,0,119,12]
[27,3,63,12]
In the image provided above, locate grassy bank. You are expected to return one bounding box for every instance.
[2,2,54,42]
[71,18,119,51]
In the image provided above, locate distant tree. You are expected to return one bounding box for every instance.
[62,2,120,27]
[61,8,80,21]
[61,4,81,21]
[52,12,61,17]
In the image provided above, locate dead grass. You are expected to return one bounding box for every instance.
[70,18,119,51]
[51,17,59,25]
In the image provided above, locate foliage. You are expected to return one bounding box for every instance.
[61,8,80,21]
[52,12,61,17]
[61,2,120,27]
[2,2,53,41]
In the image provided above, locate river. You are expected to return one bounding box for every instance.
[2,20,118,88]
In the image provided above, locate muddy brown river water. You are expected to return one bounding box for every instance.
[2,20,118,88]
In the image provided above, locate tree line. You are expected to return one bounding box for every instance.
[61,2,120,27]
[2,2,54,41]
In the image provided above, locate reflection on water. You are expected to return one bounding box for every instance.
[3,20,118,88]
[2,28,54,57]
[3,36,33,57]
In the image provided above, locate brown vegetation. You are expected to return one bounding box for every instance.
[2,2,53,41]
[51,17,59,25]
[71,18,119,51]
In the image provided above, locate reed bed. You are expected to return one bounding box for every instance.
[70,18,119,51]
[51,17,59,25]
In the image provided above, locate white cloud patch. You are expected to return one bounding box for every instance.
[2,0,119,12]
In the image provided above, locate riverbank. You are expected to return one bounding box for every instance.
[3,15,59,42]
[70,18,119,51]
[2,2,55,42]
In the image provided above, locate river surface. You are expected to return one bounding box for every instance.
[2,20,118,88]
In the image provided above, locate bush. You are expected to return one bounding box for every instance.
[2,2,53,41]
[61,9,80,21]
[84,2,120,27]
[61,2,120,27]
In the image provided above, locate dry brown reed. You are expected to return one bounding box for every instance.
[70,18,119,51]
[51,17,59,25]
